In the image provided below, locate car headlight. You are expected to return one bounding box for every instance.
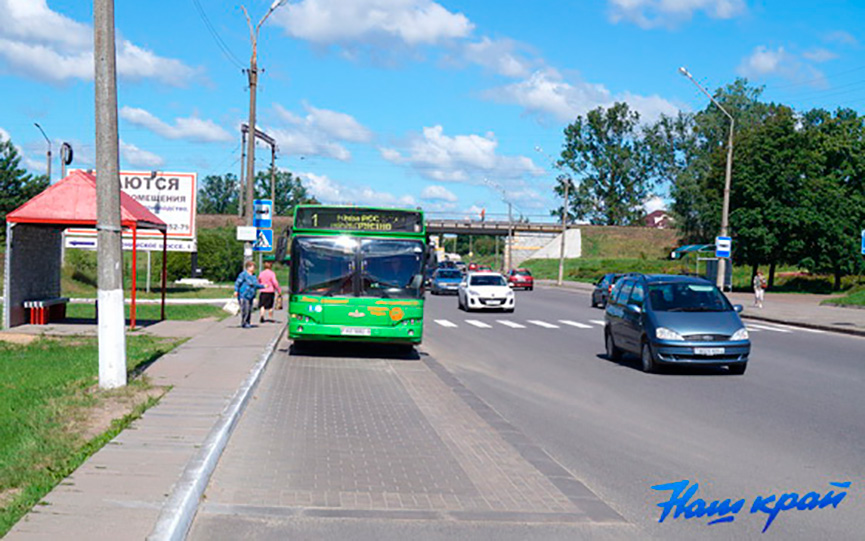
[468,290,479,297]
[730,327,749,341]
[656,327,684,341]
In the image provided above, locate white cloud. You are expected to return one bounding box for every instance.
[421,185,457,202]
[0,127,10,142]
[823,30,858,47]
[381,125,543,183]
[643,195,666,214]
[0,0,196,85]
[802,48,838,63]
[120,141,164,169]
[607,0,747,29]
[269,103,375,161]
[459,37,536,78]
[737,45,826,85]
[484,68,678,123]
[120,107,232,143]
[302,172,416,207]
[271,0,473,46]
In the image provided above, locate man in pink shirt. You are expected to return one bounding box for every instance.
[257,261,282,323]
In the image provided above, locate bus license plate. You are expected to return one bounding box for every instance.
[341,327,371,336]
[694,347,724,356]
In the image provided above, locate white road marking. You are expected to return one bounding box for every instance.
[466,319,492,329]
[434,319,458,328]
[745,326,763,332]
[528,320,560,329]
[747,323,792,333]
[589,320,607,326]
[756,322,825,334]
[497,320,526,328]
[559,320,593,329]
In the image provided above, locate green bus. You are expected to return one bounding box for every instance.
[288,205,427,346]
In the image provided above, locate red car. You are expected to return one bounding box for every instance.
[507,268,534,290]
[468,262,479,271]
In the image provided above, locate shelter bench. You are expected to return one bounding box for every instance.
[23,297,70,325]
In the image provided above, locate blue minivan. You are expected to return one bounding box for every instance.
[604,274,750,374]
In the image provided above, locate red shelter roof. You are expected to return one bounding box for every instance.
[6,170,166,230]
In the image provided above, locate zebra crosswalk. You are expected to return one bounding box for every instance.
[431,318,809,336]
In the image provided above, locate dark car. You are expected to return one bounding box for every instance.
[507,268,534,290]
[591,273,622,308]
[604,274,750,374]
[430,268,463,295]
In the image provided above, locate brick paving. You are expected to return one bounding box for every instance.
[201,350,624,524]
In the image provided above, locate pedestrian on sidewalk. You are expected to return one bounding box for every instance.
[257,260,282,323]
[234,260,264,328]
[753,269,767,309]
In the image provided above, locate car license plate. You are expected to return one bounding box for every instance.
[487,300,502,306]
[341,327,371,336]
[694,347,724,356]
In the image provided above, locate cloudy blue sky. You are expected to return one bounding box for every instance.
[1,0,863,220]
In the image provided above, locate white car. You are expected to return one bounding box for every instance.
[458,272,515,312]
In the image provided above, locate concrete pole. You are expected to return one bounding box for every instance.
[238,130,246,217]
[717,118,735,290]
[557,178,569,286]
[507,202,513,272]
[270,145,276,214]
[244,62,257,240]
[94,0,127,389]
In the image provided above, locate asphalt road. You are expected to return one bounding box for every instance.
[190,285,863,540]
[422,285,865,540]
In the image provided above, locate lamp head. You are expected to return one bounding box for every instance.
[678,66,690,78]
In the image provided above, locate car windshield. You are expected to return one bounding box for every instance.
[470,274,507,287]
[436,270,461,279]
[647,283,732,312]
[291,236,425,299]
[515,270,531,276]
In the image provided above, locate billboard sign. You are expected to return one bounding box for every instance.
[64,236,197,252]
[66,170,197,251]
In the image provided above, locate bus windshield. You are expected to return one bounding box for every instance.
[292,236,425,299]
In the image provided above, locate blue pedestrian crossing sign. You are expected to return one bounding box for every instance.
[861,229,865,255]
[254,228,273,252]
[715,236,732,258]
[253,199,273,229]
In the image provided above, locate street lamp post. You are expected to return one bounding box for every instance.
[33,123,51,182]
[484,179,514,271]
[679,67,734,290]
[241,0,286,259]
[536,146,572,286]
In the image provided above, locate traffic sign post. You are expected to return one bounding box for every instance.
[254,228,273,252]
[861,229,865,255]
[253,199,273,229]
[715,236,732,259]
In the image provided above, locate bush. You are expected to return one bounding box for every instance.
[65,249,98,287]
[147,252,190,284]
[197,227,244,282]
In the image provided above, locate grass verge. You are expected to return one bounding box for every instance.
[66,302,228,322]
[0,335,181,536]
[821,286,865,308]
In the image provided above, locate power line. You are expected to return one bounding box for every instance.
[190,0,245,69]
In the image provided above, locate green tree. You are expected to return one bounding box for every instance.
[559,102,653,226]
[197,173,239,214]
[797,108,865,290]
[1,137,49,233]
[728,104,809,286]
[653,79,771,243]
[254,167,318,215]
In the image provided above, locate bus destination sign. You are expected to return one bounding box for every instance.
[295,207,423,233]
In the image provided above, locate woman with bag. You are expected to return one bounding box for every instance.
[257,260,282,323]
[234,260,264,328]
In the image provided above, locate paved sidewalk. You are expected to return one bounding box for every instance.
[539,279,865,336]
[6,312,288,540]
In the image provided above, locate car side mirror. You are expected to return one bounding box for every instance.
[733,304,743,313]
[627,304,642,314]
[508,283,514,288]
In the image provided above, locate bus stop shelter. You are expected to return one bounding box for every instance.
[3,170,168,329]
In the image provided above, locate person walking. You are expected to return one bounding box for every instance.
[234,260,264,328]
[257,260,282,323]
[753,269,767,309]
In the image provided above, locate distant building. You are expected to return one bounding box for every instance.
[644,209,673,229]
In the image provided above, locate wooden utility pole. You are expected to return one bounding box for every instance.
[94,0,127,389]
